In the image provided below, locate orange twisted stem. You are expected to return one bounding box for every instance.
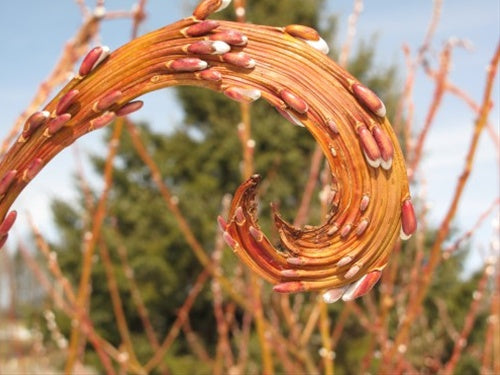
[0,0,415,302]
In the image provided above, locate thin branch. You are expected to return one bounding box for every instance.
[66,118,124,373]
[387,41,500,368]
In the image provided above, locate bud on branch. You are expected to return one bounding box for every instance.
[0,0,415,302]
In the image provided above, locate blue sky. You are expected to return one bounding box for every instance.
[0,1,498,274]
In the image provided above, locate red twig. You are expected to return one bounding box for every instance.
[442,260,494,373]
[386,41,500,368]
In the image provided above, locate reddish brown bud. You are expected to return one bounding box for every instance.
[222,52,255,69]
[79,46,110,76]
[280,269,300,277]
[352,83,386,118]
[45,113,72,136]
[223,231,237,248]
[0,170,17,197]
[401,199,417,239]
[340,223,353,239]
[356,218,369,236]
[273,281,306,293]
[0,211,17,235]
[116,101,144,117]
[22,158,43,182]
[21,111,50,140]
[184,20,220,37]
[199,68,222,82]
[336,255,353,267]
[56,89,79,115]
[210,30,248,46]
[249,226,263,242]
[326,119,339,134]
[234,206,245,225]
[342,270,382,301]
[357,124,382,168]
[223,86,261,103]
[280,89,309,114]
[344,264,360,279]
[372,125,394,170]
[327,224,339,236]
[285,24,320,41]
[286,257,307,266]
[167,58,208,72]
[94,89,122,112]
[193,0,231,20]
[360,194,370,212]
[217,215,227,231]
[322,286,348,303]
[90,111,116,130]
[187,40,230,55]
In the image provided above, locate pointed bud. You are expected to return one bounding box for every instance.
[280,89,309,114]
[224,86,261,103]
[280,269,300,277]
[0,211,17,235]
[222,52,256,69]
[352,83,386,118]
[210,30,248,46]
[187,40,230,55]
[116,101,144,117]
[223,231,237,248]
[45,113,72,136]
[249,226,264,242]
[56,89,79,115]
[89,111,116,130]
[193,0,232,20]
[326,119,339,134]
[184,20,220,37]
[287,257,307,266]
[322,286,348,303]
[21,111,50,140]
[372,126,394,170]
[94,90,122,112]
[217,215,227,232]
[344,264,360,279]
[401,199,417,239]
[0,170,17,197]
[342,270,382,301]
[199,68,222,82]
[356,218,370,236]
[357,124,382,168]
[327,224,339,236]
[360,194,370,212]
[234,206,246,225]
[285,24,320,41]
[273,281,306,293]
[340,223,352,239]
[22,158,43,182]
[79,46,110,76]
[167,58,208,72]
[336,255,353,267]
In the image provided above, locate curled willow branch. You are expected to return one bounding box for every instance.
[0,0,415,302]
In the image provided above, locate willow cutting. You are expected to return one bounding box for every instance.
[0,0,416,303]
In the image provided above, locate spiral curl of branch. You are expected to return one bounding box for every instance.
[0,0,416,302]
